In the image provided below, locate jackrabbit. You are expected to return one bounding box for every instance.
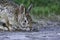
[18,4,33,31]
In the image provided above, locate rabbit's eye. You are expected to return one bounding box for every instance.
[24,20,26,22]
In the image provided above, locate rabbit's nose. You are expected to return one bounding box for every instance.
[23,23,25,25]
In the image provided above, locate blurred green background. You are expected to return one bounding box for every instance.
[13,0,60,20]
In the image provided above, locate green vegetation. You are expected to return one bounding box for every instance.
[13,0,60,19]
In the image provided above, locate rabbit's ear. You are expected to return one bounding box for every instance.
[19,4,25,14]
[26,4,33,13]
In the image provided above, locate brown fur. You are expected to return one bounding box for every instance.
[25,12,33,31]
[2,14,11,31]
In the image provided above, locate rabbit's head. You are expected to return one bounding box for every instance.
[18,4,33,31]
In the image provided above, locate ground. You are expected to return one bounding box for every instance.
[0,30,60,40]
